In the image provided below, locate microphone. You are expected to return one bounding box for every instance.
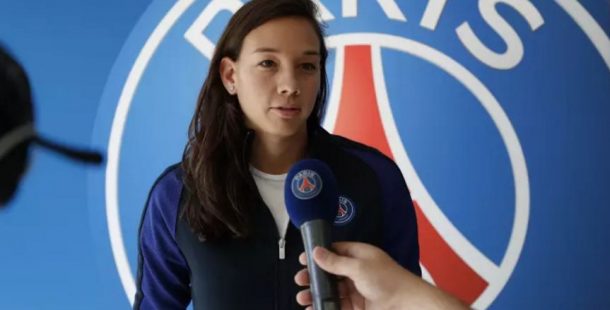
[285,159,340,310]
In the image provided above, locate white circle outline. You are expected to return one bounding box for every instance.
[105,0,196,305]
[106,5,525,306]
[106,4,525,306]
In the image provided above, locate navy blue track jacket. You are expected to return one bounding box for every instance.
[134,126,420,309]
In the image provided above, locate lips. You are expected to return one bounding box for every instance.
[271,106,301,119]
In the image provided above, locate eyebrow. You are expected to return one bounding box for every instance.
[252,47,319,56]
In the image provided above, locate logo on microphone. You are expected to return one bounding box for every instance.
[335,196,356,226]
[291,169,323,200]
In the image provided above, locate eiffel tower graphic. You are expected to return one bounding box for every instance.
[298,176,316,193]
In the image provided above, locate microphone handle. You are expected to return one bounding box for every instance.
[300,219,340,310]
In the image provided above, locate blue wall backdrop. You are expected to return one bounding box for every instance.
[1,1,608,309]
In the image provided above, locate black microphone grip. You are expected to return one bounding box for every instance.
[300,219,340,310]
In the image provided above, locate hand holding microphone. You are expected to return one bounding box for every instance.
[285,159,341,310]
[294,242,470,310]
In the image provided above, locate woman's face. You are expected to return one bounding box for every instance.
[221,17,321,139]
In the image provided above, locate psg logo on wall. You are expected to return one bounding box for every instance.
[88,0,609,308]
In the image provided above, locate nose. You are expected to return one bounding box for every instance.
[277,68,300,97]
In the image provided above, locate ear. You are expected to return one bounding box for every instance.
[219,57,238,95]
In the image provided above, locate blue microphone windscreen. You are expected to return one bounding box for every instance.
[285,159,339,228]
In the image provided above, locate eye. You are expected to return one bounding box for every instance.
[258,60,276,68]
[301,63,318,72]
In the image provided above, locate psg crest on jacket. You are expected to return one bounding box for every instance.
[334,196,356,226]
[89,0,610,308]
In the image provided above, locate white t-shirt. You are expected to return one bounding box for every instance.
[250,166,289,238]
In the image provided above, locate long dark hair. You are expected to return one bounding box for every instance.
[181,0,329,241]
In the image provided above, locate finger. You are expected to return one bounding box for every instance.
[345,280,366,310]
[331,241,376,258]
[341,296,353,310]
[337,279,350,298]
[296,288,312,306]
[294,268,310,286]
[299,252,307,265]
[312,246,359,278]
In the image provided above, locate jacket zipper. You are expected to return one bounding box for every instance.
[271,219,289,310]
[278,238,286,260]
[278,220,288,260]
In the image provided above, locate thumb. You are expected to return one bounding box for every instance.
[312,246,358,278]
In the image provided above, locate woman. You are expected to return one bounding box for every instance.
[135,0,420,309]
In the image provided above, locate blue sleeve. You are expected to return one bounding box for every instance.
[134,168,191,309]
[350,150,422,276]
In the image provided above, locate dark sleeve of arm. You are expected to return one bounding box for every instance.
[134,172,191,309]
[379,162,422,276]
[351,149,422,276]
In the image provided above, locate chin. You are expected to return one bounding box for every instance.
[266,123,307,138]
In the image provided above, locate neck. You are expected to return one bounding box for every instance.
[250,129,307,175]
